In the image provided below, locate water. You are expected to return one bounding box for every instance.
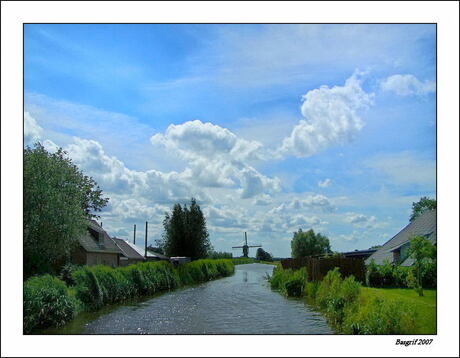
[43,264,333,334]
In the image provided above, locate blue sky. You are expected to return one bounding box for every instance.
[24,24,436,257]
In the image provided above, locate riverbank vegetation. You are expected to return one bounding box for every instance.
[24,259,234,333]
[269,266,436,334]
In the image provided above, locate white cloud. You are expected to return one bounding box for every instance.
[318,178,331,188]
[253,194,273,206]
[380,74,436,96]
[278,71,374,158]
[269,194,336,214]
[344,212,377,229]
[24,112,43,145]
[151,120,281,198]
[366,151,435,187]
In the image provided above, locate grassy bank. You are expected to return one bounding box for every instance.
[360,287,436,334]
[269,266,436,334]
[24,259,234,333]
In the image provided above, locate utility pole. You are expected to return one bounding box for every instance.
[145,221,148,258]
[133,224,136,245]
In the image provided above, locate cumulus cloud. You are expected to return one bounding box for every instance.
[278,71,374,158]
[151,120,263,162]
[269,194,335,214]
[66,137,207,204]
[253,194,273,206]
[344,212,377,229]
[318,178,331,188]
[380,74,435,96]
[151,120,281,198]
[24,112,43,145]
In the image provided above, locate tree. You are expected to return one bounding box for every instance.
[24,143,109,278]
[410,197,436,222]
[160,198,212,260]
[291,228,331,258]
[407,235,436,296]
[256,248,273,261]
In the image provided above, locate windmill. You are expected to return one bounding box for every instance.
[232,232,261,258]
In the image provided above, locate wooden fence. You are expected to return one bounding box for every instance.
[280,257,366,283]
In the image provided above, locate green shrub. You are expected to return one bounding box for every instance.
[72,266,104,310]
[343,297,417,334]
[24,275,77,333]
[58,263,82,286]
[304,281,320,300]
[365,259,383,287]
[284,278,304,297]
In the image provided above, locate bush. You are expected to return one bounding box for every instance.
[343,297,417,334]
[59,263,82,286]
[269,267,307,297]
[24,275,77,333]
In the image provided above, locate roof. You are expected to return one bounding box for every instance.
[341,249,378,256]
[365,209,436,266]
[113,238,145,260]
[78,220,123,255]
[121,241,169,260]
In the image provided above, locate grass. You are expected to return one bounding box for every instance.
[360,287,436,334]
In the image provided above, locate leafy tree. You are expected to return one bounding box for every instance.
[407,235,436,296]
[410,197,436,222]
[256,248,273,261]
[160,198,212,260]
[24,143,109,278]
[291,228,331,258]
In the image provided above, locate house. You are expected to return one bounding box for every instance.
[365,209,436,266]
[113,238,146,266]
[72,220,124,267]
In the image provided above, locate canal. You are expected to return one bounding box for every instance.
[43,263,333,334]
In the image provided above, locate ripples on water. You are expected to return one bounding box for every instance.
[45,263,333,334]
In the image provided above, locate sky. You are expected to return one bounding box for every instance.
[23,24,436,257]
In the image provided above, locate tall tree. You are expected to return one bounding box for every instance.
[24,143,109,278]
[161,198,211,260]
[410,197,436,222]
[256,248,273,261]
[291,228,331,258]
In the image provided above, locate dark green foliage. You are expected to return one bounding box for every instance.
[269,267,308,297]
[365,260,412,288]
[71,259,234,311]
[24,143,109,278]
[290,228,331,259]
[160,198,212,260]
[59,263,82,286]
[256,248,273,261]
[410,197,436,222]
[208,251,233,259]
[23,275,77,333]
